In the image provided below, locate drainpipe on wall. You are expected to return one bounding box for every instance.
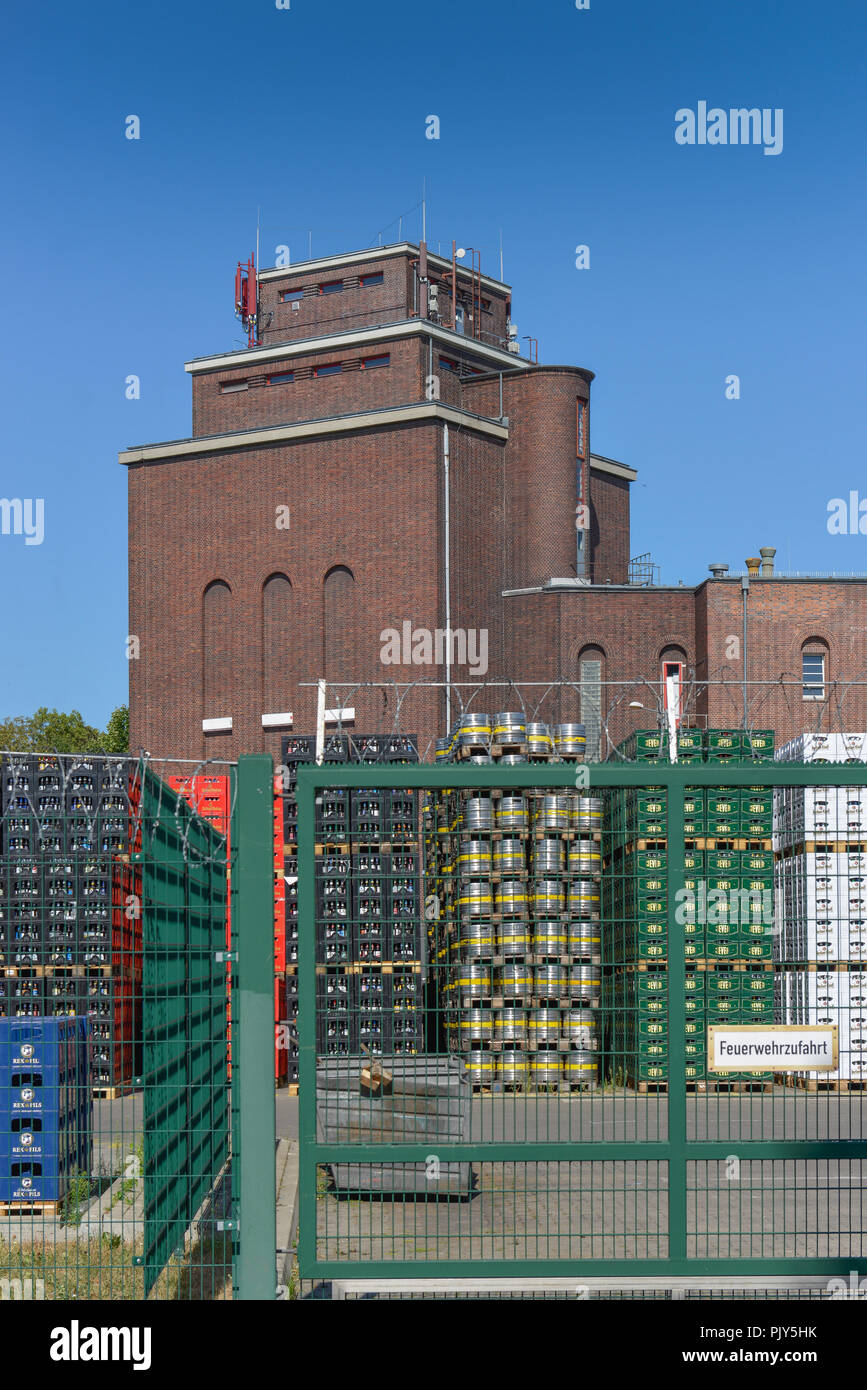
[444,423,452,732]
[741,576,750,729]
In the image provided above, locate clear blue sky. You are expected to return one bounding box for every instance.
[1,0,864,727]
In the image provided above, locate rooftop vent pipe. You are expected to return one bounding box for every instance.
[745,557,761,577]
[759,547,776,577]
[708,563,729,579]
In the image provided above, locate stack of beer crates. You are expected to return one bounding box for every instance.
[281,734,422,1086]
[0,754,141,1095]
[604,729,775,1091]
[0,1016,91,1212]
[773,732,867,1086]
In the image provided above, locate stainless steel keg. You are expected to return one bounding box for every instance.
[562,1050,598,1087]
[563,1009,598,1049]
[493,838,524,873]
[567,839,601,875]
[572,796,603,833]
[458,880,493,918]
[533,920,568,955]
[458,713,491,746]
[533,794,570,831]
[457,923,496,958]
[526,722,552,755]
[496,796,528,832]
[534,838,564,874]
[495,880,528,917]
[530,1054,562,1085]
[499,1052,529,1085]
[458,839,492,877]
[493,712,526,741]
[527,1007,560,1045]
[465,1050,496,1084]
[533,963,567,997]
[553,723,587,757]
[496,964,533,998]
[494,1008,528,1044]
[531,880,565,915]
[567,880,600,917]
[455,964,492,998]
[457,1010,494,1044]
[567,964,602,1000]
[463,796,494,832]
[497,922,532,957]
[566,923,601,958]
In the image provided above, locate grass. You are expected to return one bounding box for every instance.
[0,1232,233,1301]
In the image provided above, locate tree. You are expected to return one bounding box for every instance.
[0,704,129,754]
[103,705,130,754]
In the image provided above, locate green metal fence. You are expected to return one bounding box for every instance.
[296,759,867,1286]
[0,752,275,1301]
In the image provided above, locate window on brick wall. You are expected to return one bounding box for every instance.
[314,362,342,377]
[360,272,384,287]
[318,280,343,295]
[802,642,828,700]
[203,581,233,725]
[267,371,295,385]
[280,289,303,305]
[219,379,248,393]
[360,354,390,369]
[576,399,588,460]
[578,647,605,761]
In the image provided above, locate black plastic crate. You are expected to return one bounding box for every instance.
[65,789,97,815]
[317,917,349,966]
[353,875,386,923]
[281,736,316,763]
[387,790,418,841]
[350,790,388,838]
[390,921,423,961]
[384,735,419,763]
[353,848,385,874]
[350,734,388,762]
[315,790,349,841]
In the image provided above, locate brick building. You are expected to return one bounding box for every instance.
[120,241,867,760]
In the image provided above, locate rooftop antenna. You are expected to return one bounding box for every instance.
[422,178,426,241]
[499,227,504,281]
[308,229,312,259]
[256,205,260,299]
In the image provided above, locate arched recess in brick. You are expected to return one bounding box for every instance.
[577,644,606,762]
[262,573,293,714]
[323,565,357,688]
[202,580,233,718]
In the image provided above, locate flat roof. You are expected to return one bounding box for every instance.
[257,241,511,294]
[184,318,533,375]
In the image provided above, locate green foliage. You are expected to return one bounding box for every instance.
[0,704,129,754]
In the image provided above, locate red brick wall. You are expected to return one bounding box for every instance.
[258,252,416,346]
[697,579,867,744]
[127,422,446,762]
[588,468,630,584]
[192,337,425,436]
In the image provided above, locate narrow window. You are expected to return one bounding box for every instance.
[318,280,343,295]
[803,651,826,700]
[360,354,390,370]
[220,380,248,393]
[579,655,603,762]
[576,399,588,460]
[267,371,295,385]
[360,272,384,287]
[280,289,303,305]
[314,362,342,377]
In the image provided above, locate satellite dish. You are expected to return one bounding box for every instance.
[456,247,466,258]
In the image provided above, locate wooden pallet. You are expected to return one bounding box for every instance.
[0,1200,63,1218]
[314,843,350,855]
[531,995,601,1009]
[778,841,867,857]
[0,964,114,978]
[779,1074,867,1093]
[490,741,528,757]
[285,1083,300,1097]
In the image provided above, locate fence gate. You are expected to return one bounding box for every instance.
[297,759,867,1295]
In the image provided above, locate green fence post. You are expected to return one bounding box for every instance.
[233,754,277,1299]
[666,777,688,1266]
